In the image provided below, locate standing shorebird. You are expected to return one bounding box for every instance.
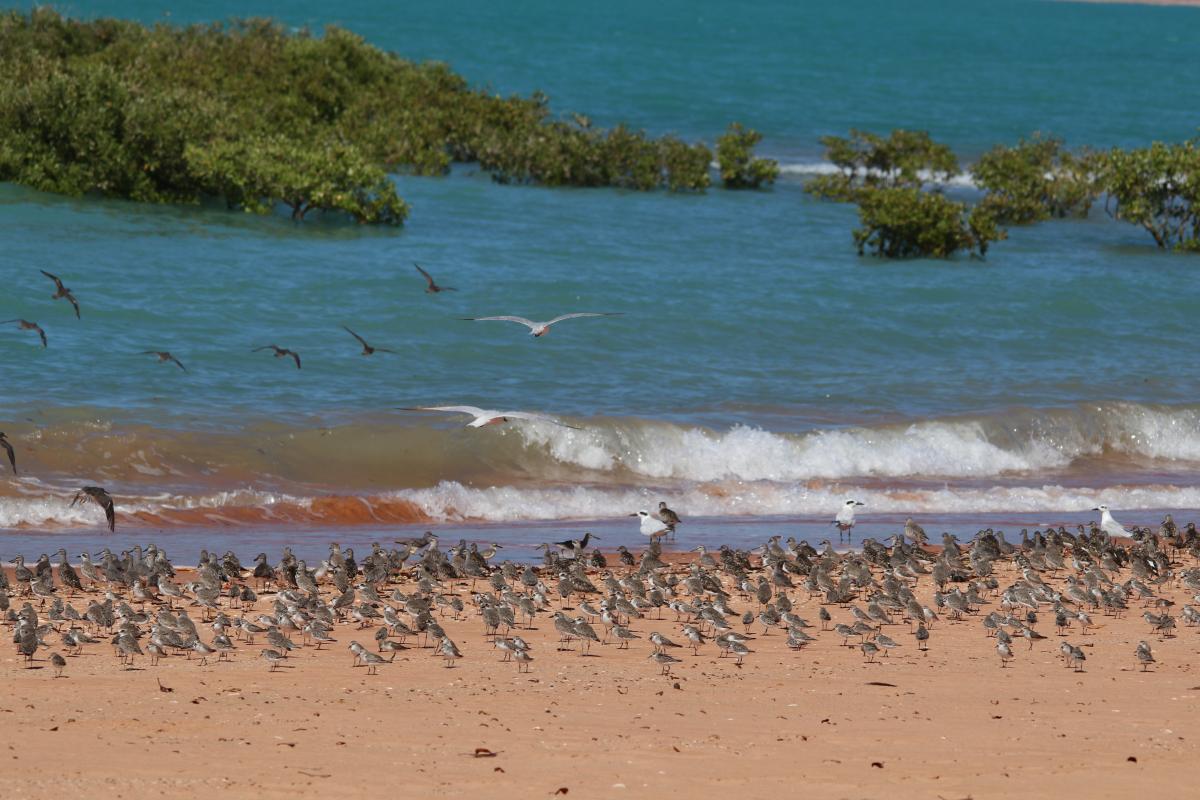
[0,432,16,474]
[833,500,864,539]
[140,351,187,371]
[71,486,115,532]
[462,312,621,338]
[40,270,80,318]
[1136,641,1155,671]
[50,652,67,678]
[655,502,682,540]
[341,326,397,356]
[649,651,681,676]
[414,263,456,293]
[1092,505,1129,539]
[253,344,301,369]
[633,510,671,541]
[997,640,1014,667]
[915,622,930,653]
[1,319,47,348]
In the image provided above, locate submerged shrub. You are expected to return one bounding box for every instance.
[853,187,1005,259]
[806,129,958,201]
[716,123,779,189]
[972,134,1099,225]
[1096,141,1200,252]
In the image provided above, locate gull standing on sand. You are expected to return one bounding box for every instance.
[833,500,864,539]
[402,405,580,429]
[461,312,621,338]
[1093,505,1130,539]
[633,510,671,540]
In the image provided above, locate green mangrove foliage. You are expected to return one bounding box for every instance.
[806,128,959,201]
[971,135,1099,225]
[0,10,752,225]
[1097,141,1200,252]
[853,187,1005,260]
[716,123,780,189]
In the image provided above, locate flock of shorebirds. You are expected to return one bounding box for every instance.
[5,510,1195,679]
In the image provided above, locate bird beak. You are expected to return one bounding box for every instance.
[628,513,638,517]
[1091,507,1100,511]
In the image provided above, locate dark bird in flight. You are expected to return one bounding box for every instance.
[141,351,187,371]
[253,344,301,370]
[414,263,456,293]
[1,319,47,348]
[40,270,80,318]
[342,326,396,356]
[72,486,115,532]
[0,432,15,474]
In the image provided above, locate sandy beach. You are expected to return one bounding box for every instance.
[4,537,1199,800]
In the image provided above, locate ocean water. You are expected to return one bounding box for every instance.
[2,0,1200,554]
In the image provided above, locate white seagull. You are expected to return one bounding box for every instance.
[1092,504,1130,539]
[833,499,864,539]
[632,510,671,539]
[402,405,580,429]
[461,313,621,337]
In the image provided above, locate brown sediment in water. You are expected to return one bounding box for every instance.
[125,495,435,528]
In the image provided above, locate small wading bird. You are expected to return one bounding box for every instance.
[401,405,580,429]
[342,326,396,356]
[833,499,864,539]
[1,319,47,348]
[461,312,622,338]
[0,432,15,474]
[414,263,456,293]
[40,270,80,318]
[141,351,187,371]
[71,486,115,532]
[253,344,301,370]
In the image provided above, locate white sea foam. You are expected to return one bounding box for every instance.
[776,160,978,188]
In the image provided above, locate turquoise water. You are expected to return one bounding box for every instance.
[2,0,1200,535]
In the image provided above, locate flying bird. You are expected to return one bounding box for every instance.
[342,326,396,356]
[1,319,47,348]
[253,344,301,369]
[0,432,15,474]
[141,351,187,371]
[401,405,580,429]
[71,486,115,532]
[461,313,621,337]
[40,270,80,318]
[414,263,456,293]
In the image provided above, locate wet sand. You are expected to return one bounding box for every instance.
[4,552,1199,799]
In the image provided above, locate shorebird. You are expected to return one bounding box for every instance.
[462,312,621,338]
[414,263,456,293]
[341,326,397,356]
[1,319,47,347]
[1136,640,1155,671]
[71,486,115,532]
[50,651,66,678]
[40,270,80,318]
[997,640,1014,667]
[915,622,929,653]
[439,636,463,668]
[261,648,286,672]
[656,501,681,540]
[833,500,864,539]
[253,344,301,369]
[514,647,534,673]
[633,510,671,540]
[402,405,580,429]
[0,432,16,474]
[649,651,681,675]
[546,532,598,558]
[140,351,186,371]
[1093,505,1129,538]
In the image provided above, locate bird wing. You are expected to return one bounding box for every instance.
[342,325,370,348]
[34,325,46,348]
[252,345,278,352]
[499,411,581,430]
[545,312,621,326]
[40,269,64,290]
[289,351,301,369]
[102,495,116,532]
[414,263,436,288]
[169,355,187,372]
[463,316,538,331]
[402,405,490,418]
[66,291,80,319]
[1,438,15,473]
